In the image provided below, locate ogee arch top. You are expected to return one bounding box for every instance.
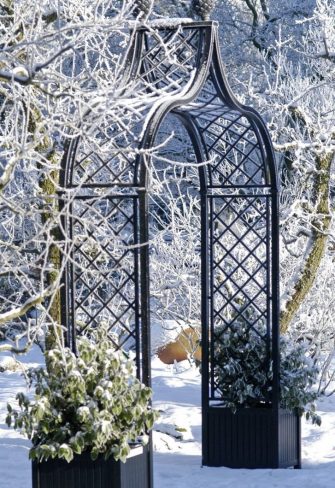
[61,21,277,196]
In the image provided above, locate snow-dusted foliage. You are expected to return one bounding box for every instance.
[214,323,321,424]
[6,327,157,463]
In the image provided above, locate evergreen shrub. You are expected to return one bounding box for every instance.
[213,324,321,424]
[6,328,158,463]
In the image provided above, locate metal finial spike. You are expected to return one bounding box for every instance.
[133,0,153,20]
[192,0,217,21]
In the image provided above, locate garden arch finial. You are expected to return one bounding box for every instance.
[192,0,217,20]
[133,0,153,20]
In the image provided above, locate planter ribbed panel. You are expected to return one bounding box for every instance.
[205,408,301,469]
[32,445,149,488]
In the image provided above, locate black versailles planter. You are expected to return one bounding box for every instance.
[205,406,301,469]
[32,444,150,488]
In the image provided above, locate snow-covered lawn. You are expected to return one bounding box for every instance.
[0,351,335,487]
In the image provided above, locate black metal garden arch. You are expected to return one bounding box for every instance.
[60,18,301,482]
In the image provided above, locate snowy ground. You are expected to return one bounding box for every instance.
[0,350,335,488]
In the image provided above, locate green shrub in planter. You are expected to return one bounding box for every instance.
[213,324,321,424]
[6,328,158,463]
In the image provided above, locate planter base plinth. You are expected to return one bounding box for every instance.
[32,444,150,488]
[204,407,301,469]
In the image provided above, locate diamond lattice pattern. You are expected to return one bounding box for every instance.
[71,197,138,352]
[71,27,203,187]
[141,27,201,94]
[188,77,266,187]
[72,113,142,186]
[210,196,271,400]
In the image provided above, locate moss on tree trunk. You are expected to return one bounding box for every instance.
[40,161,63,350]
[280,152,334,333]
[28,107,63,349]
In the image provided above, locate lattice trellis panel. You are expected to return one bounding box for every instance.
[67,196,140,361]
[188,76,267,188]
[68,26,206,188]
[70,112,143,187]
[140,26,202,94]
[209,194,272,401]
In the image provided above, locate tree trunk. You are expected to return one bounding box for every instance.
[280,152,334,332]
[28,106,63,349]
[39,159,63,350]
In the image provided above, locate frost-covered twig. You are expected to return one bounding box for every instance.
[0,284,56,327]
